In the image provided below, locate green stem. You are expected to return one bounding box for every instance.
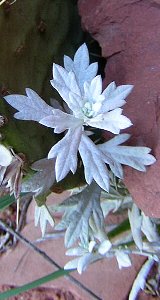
[0,269,73,300]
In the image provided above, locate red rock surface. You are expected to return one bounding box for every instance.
[78,0,160,217]
[0,198,153,300]
[0,285,78,300]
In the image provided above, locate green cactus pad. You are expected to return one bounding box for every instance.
[0,0,85,194]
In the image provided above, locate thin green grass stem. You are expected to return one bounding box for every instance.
[0,268,74,299]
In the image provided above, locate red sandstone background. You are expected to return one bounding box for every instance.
[78,0,160,217]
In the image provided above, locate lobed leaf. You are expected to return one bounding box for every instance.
[21,158,55,196]
[40,109,83,133]
[84,75,103,100]
[55,208,76,231]
[56,182,102,248]
[64,182,102,248]
[64,43,98,92]
[64,248,101,274]
[34,204,54,237]
[100,84,133,113]
[87,108,132,134]
[4,88,53,121]
[98,134,156,178]
[48,127,82,182]
[51,65,81,108]
[79,133,110,191]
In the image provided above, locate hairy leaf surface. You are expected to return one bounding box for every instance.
[64,245,101,274]
[79,133,110,191]
[129,259,154,300]
[100,83,133,113]
[35,204,54,237]
[98,134,156,178]
[51,65,81,109]
[141,213,159,243]
[5,88,53,121]
[128,203,143,250]
[56,182,103,248]
[21,158,55,196]
[87,108,132,134]
[48,127,82,182]
[40,109,83,133]
[64,43,98,91]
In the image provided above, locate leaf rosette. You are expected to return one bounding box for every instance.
[4,43,156,193]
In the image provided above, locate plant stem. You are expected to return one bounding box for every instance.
[0,269,72,300]
[0,219,102,299]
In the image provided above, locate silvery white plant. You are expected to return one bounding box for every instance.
[4,43,155,193]
[129,258,155,300]
[34,202,54,237]
[49,182,159,264]
[0,144,12,167]
[0,145,23,198]
[0,44,159,298]
[58,184,160,299]
[21,158,56,197]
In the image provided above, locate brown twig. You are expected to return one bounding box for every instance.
[16,195,33,232]
[0,219,60,267]
[0,219,102,299]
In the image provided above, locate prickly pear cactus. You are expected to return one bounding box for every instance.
[0,0,84,191]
